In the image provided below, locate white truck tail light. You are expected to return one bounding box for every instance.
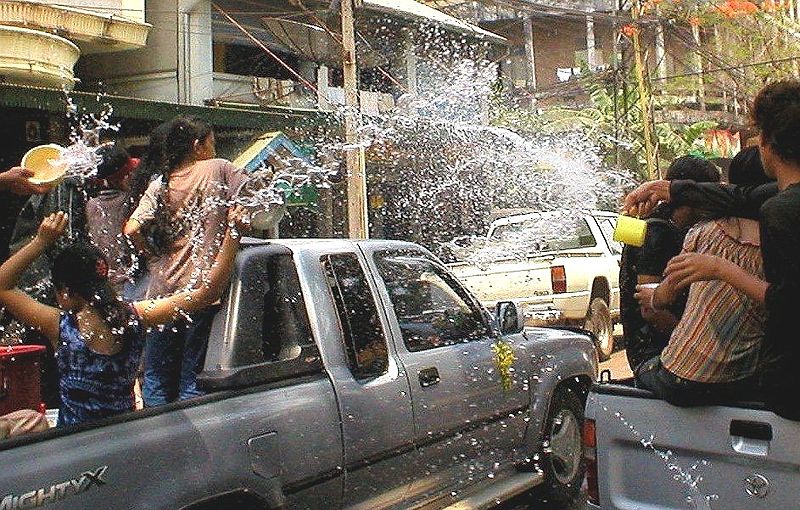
[583,418,599,505]
[551,265,567,294]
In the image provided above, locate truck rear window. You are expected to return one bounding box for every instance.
[490,217,596,252]
[322,253,389,379]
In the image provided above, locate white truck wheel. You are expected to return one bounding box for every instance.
[584,297,614,361]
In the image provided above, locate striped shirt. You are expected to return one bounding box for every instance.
[661,219,765,383]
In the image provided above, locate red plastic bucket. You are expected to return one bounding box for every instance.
[0,345,45,415]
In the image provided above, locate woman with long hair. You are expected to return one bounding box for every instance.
[0,208,246,426]
[123,116,246,406]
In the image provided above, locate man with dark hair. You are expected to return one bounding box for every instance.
[624,80,800,418]
[86,144,140,296]
[621,156,721,374]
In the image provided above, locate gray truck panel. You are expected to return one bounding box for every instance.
[0,377,341,510]
[587,384,800,510]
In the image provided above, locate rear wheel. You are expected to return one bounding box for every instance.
[584,297,613,361]
[531,386,585,507]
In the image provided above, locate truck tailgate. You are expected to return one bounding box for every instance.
[449,259,551,305]
[586,385,800,510]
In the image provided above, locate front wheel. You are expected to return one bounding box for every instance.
[584,297,614,361]
[531,386,585,507]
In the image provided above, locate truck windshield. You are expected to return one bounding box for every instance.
[490,217,596,252]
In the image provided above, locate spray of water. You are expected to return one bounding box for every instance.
[589,394,719,509]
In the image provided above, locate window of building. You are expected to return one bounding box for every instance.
[373,250,489,352]
[322,253,389,379]
[215,43,300,79]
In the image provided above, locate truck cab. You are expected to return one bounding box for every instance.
[450,210,622,360]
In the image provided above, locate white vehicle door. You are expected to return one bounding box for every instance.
[591,213,623,312]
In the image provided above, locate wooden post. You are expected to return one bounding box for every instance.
[341,0,368,239]
[631,0,657,179]
[524,16,537,90]
[692,18,706,112]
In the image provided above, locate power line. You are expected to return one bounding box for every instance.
[650,55,800,82]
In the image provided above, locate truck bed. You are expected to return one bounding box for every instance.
[586,381,800,510]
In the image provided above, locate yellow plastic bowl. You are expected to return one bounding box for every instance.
[22,144,67,185]
[613,215,648,247]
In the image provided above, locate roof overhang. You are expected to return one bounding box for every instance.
[361,0,506,44]
[0,0,151,53]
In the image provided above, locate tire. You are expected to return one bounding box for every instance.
[584,297,614,361]
[532,386,585,508]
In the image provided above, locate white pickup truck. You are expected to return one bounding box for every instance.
[448,210,622,360]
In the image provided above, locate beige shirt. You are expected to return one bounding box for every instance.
[130,159,246,298]
[86,190,131,293]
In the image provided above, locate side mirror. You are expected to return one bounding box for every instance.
[495,301,524,335]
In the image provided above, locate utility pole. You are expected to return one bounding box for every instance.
[631,0,658,180]
[341,0,368,239]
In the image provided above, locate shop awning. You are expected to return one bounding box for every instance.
[362,0,506,44]
[232,131,319,206]
[0,82,324,129]
[232,131,307,172]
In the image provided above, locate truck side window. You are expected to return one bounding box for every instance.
[373,251,489,352]
[597,217,623,255]
[323,253,389,379]
[261,254,314,361]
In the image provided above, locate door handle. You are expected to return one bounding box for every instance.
[730,420,772,456]
[730,420,773,441]
[418,367,440,388]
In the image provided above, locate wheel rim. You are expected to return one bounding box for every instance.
[547,408,582,485]
[585,300,612,355]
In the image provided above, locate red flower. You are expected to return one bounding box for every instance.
[621,24,639,37]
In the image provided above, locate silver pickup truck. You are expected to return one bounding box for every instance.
[0,239,597,510]
[584,380,798,510]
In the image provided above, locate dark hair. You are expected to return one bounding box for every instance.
[665,155,720,183]
[52,243,135,337]
[123,121,172,218]
[96,144,130,181]
[728,146,773,186]
[752,80,800,166]
[164,116,213,174]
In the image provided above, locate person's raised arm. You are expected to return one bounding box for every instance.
[0,167,51,195]
[0,213,67,344]
[664,253,767,305]
[624,180,777,219]
[133,206,248,327]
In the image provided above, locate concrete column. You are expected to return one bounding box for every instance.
[317,64,331,110]
[177,0,213,105]
[655,21,667,82]
[692,21,706,111]
[523,16,537,89]
[404,33,418,95]
[586,13,597,70]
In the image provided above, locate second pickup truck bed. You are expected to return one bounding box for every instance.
[585,381,800,510]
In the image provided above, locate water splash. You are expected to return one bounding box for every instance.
[589,394,718,509]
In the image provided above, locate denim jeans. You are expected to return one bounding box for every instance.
[142,308,215,407]
[635,356,761,407]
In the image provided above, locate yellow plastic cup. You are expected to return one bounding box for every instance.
[21,144,67,185]
[613,215,648,247]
